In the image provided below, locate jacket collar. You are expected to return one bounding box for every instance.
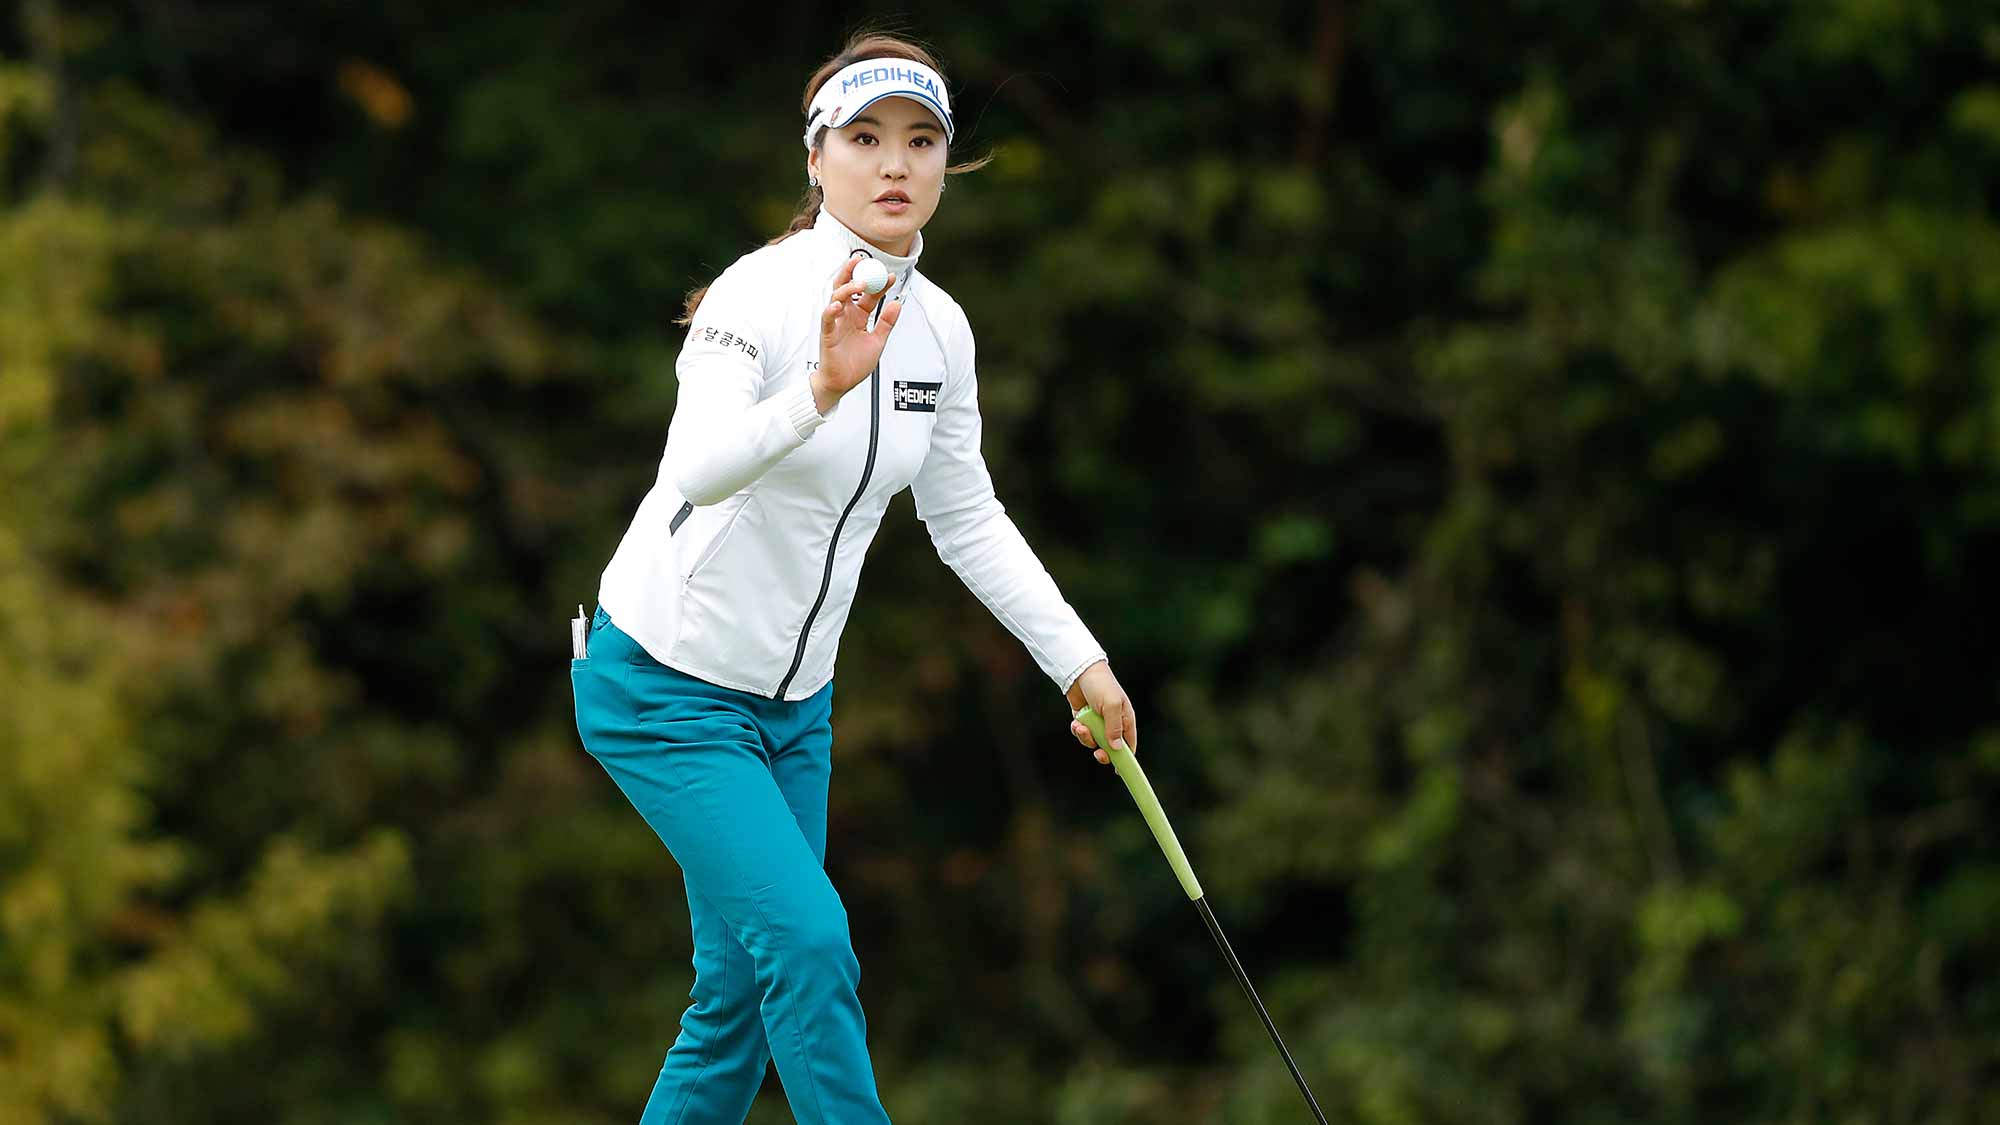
[811,205,921,301]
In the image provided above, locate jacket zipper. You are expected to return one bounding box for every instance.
[774,356,881,699]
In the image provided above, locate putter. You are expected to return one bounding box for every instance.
[1075,706,1329,1124]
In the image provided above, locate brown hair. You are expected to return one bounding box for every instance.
[676,30,991,325]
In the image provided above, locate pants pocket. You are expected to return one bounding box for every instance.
[572,651,630,756]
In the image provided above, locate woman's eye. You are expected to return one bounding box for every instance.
[912,136,933,148]
[855,133,876,145]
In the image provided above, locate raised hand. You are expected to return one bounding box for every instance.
[811,253,902,414]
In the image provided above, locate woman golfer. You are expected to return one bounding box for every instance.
[571,32,1138,1124]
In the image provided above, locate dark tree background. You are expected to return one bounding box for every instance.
[4,2,1997,1121]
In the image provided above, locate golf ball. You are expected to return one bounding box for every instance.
[854,257,890,295]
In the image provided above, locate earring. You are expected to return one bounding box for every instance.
[940,180,947,192]
[808,175,819,188]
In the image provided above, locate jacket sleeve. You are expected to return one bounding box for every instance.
[665,257,830,505]
[909,308,1107,693]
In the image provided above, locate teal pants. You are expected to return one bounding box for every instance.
[571,607,890,1125]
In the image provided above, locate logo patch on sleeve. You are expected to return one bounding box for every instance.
[892,380,941,412]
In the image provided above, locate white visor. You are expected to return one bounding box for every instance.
[802,58,954,150]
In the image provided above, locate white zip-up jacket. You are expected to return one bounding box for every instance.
[596,207,1106,701]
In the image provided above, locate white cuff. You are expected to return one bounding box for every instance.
[1058,652,1106,695]
[786,381,833,439]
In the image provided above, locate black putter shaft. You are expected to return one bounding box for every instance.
[1074,707,1329,1124]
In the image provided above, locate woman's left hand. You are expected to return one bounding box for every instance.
[1065,660,1135,767]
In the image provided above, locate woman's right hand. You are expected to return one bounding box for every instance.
[812,253,902,414]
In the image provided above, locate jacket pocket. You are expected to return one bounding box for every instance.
[681,492,754,588]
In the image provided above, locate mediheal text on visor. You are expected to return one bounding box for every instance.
[841,66,941,99]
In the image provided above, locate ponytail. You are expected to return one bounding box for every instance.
[676,183,825,326]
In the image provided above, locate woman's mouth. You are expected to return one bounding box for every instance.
[874,193,911,213]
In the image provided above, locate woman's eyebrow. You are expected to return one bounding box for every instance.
[849,114,942,133]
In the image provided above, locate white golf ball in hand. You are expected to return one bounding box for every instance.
[854,257,889,296]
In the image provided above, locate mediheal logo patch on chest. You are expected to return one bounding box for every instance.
[892,380,941,412]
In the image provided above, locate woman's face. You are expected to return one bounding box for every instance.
[808,95,947,257]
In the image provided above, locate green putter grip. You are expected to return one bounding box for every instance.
[1075,706,1204,901]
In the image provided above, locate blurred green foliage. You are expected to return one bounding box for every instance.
[3,1,1997,1122]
